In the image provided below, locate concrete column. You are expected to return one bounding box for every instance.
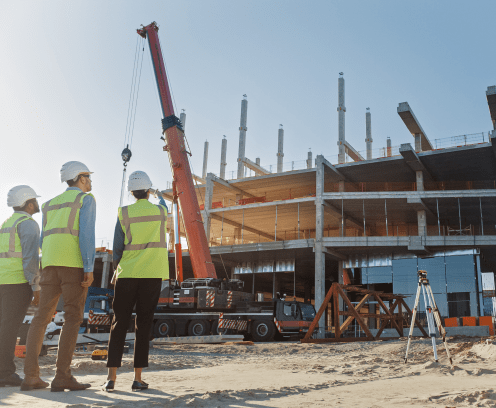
[304,280,312,303]
[256,157,260,166]
[277,125,284,173]
[416,170,424,191]
[237,95,248,179]
[365,108,373,160]
[220,136,227,179]
[272,273,281,299]
[417,210,427,236]
[315,155,326,338]
[307,150,313,169]
[387,137,392,157]
[340,217,347,237]
[337,73,346,164]
[202,140,209,179]
[414,133,422,152]
[203,173,214,243]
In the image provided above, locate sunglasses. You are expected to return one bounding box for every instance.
[80,174,92,181]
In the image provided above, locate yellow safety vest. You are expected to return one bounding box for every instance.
[116,199,169,279]
[41,190,91,269]
[0,213,32,285]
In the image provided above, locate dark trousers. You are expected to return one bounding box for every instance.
[0,283,32,378]
[107,278,161,368]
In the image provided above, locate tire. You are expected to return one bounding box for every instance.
[187,319,211,336]
[210,320,219,335]
[251,320,275,342]
[153,319,175,338]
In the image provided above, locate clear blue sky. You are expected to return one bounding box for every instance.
[1,1,494,246]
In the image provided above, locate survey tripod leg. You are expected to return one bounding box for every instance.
[422,283,438,362]
[426,284,453,366]
[404,279,422,363]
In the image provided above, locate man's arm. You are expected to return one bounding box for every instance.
[79,194,96,272]
[18,219,41,294]
[79,194,96,287]
[159,196,169,213]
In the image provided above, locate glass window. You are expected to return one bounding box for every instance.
[447,292,470,317]
[445,255,476,293]
[418,257,446,293]
[365,266,392,284]
[393,258,418,296]
[283,304,292,316]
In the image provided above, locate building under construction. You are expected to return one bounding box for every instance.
[162,79,496,334]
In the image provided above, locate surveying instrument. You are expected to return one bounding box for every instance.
[404,270,453,366]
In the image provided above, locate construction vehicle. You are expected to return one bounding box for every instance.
[134,21,316,341]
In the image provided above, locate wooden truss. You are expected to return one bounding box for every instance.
[301,283,428,343]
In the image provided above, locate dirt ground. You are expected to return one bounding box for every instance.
[1,336,496,407]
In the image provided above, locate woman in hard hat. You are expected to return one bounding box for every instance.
[0,186,41,387]
[103,171,169,392]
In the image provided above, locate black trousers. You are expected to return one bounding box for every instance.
[0,282,32,378]
[107,278,161,368]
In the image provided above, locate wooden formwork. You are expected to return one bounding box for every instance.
[301,283,428,343]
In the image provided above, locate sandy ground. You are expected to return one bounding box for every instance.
[1,336,496,407]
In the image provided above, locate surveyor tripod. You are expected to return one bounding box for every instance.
[404,270,453,366]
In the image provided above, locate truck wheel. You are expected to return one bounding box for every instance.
[154,319,175,338]
[251,320,275,342]
[188,319,210,336]
[210,320,219,335]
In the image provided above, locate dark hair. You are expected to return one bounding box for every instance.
[13,198,36,212]
[67,174,84,187]
[132,190,148,199]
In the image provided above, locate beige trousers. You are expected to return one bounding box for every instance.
[24,266,88,380]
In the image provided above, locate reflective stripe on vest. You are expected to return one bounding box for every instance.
[0,216,29,259]
[42,192,85,238]
[120,205,167,251]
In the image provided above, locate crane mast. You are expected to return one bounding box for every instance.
[137,21,216,279]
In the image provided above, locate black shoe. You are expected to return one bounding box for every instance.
[102,380,115,392]
[131,380,148,391]
[0,373,23,387]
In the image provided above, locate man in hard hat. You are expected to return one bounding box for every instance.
[0,186,41,387]
[103,171,168,392]
[21,161,96,392]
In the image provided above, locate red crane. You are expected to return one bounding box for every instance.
[137,22,216,279]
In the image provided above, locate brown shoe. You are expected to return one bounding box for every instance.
[20,377,49,391]
[51,376,91,392]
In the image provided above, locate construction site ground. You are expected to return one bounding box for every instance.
[2,337,496,407]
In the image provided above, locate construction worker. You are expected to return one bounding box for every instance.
[0,186,41,387]
[103,171,168,392]
[21,161,96,392]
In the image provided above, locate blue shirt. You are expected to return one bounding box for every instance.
[40,187,96,273]
[113,197,168,267]
[15,211,41,290]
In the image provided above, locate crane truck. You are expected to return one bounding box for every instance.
[87,22,316,343]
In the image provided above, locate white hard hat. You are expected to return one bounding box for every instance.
[7,185,40,208]
[128,171,152,192]
[60,161,93,183]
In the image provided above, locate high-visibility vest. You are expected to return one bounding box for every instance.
[116,199,169,279]
[0,213,32,285]
[41,190,92,269]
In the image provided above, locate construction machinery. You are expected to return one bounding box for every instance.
[134,21,315,341]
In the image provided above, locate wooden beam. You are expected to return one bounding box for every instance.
[336,285,374,339]
[339,293,371,333]
[241,158,270,175]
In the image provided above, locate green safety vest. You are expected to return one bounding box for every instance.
[116,199,169,279]
[41,190,92,269]
[0,213,32,285]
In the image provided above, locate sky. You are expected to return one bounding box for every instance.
[1,0,495,247]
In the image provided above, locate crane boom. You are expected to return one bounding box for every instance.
[137,21,216,279]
